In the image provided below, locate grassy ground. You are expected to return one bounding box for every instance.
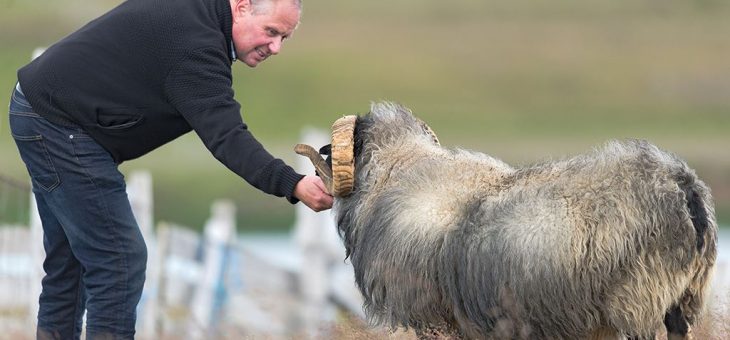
[0,0,728,230]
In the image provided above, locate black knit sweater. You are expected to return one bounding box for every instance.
[18,0,304,203]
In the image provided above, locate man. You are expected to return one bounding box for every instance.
[8,0,332,338]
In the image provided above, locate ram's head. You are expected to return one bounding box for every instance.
[294,107,439,197]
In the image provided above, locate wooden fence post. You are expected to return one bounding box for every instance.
[293,127,347,335]
[152,222,171,335]
[189,200,236,338]
[128,171,153,237]
[127,171,160,338]
[27,193,43,333]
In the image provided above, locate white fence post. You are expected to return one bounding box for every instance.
[27,193,43,333]
[127,171,160,338]
[189,200,237,338]
[153,222,170,335]
[25,47,46,333]
[128,171,153,237]
[292,127,360,335]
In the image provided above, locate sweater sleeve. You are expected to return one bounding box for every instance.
[164,47,303,203]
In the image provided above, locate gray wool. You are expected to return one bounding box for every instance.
[333,102,718,339]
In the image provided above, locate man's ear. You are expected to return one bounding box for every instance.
[232,0,252,19]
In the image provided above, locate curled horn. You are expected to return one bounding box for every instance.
[330,115,357,197]
[294,115,357,197]
[294,143,333,194]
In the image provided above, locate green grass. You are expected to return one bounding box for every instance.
[1,0,729,229]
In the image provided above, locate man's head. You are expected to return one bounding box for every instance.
[230,0,301,67]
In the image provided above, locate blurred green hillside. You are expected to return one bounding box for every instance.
[1,0,728,230]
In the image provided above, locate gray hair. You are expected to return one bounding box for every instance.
[249,0,302,15]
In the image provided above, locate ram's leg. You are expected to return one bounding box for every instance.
[664,305,692,340]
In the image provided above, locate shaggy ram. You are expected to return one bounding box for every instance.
[295,102,718,339]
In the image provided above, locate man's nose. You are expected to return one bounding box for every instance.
[269,37,283,55]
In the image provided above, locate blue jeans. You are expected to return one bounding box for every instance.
[8,84,147,339]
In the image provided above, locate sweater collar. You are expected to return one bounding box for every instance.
[216,0,235,62]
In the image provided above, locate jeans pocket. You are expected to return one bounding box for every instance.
[11,133,61,192]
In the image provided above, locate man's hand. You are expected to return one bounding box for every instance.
[294,175,333,212]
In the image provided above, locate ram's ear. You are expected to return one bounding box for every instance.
[294,144,333,194]
[319,144,333,169]
[319,144,332,156]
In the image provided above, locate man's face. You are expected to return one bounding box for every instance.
[231,0,300,67]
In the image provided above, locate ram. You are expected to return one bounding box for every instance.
[295,102,717,339]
